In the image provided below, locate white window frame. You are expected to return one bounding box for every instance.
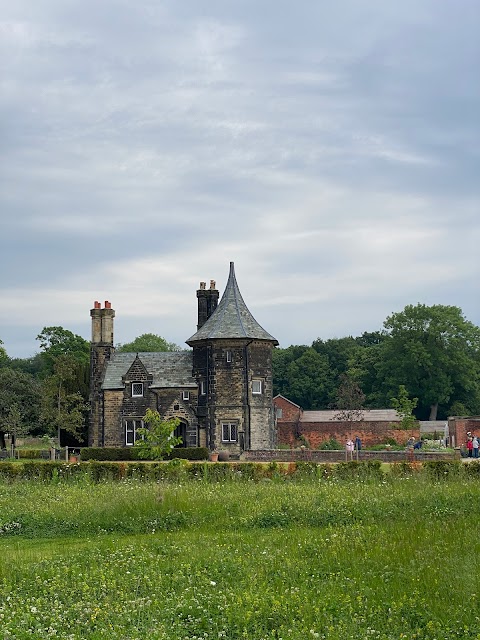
[200,380,206,395]
[131,382,144,397]
[182,390,190,401]
[222,422,238,443]
[276,407,283,419]
[252,379,263,395]
[226,350,232,363]
[125,419,144,446]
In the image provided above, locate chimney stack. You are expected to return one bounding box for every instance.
[90,301,115,345]
[196,279,219,329]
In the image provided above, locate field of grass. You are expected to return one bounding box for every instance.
[1,472,479,639]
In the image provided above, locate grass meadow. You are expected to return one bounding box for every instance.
[0,467,479,639]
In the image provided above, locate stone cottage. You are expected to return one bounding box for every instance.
[89,263,278,455]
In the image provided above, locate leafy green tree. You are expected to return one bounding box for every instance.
[272,345,310,399]
[116,333,181,353]
[390,385,418,430]
[0,339,8,368]
[40,355,89,444]
[378,304,480,420]
[9,354,45,376]
[4,403,28,443]
[284,348,331,409]
[0,368,42,447]
[312,337,361,406]
[37,326,90,372]
[134,409,182,459]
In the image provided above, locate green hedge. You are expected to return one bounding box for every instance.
[0,459,476,484]
[168,447,209,461]
[17,449,47,459]
[79,447,209,462]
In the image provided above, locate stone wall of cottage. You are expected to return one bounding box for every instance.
[191,340,275,453]
[208,340,247,454]
[89,343,114,447]
[248,341,276,450]
[103,390,125,446]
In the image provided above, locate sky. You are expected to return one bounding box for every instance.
[1,0,479,358]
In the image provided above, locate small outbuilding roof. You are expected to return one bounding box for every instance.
[102,351,196,390]
[186,262,278,345]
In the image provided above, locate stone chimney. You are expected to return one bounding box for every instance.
[196,280,219,329]
[90,301,115,345]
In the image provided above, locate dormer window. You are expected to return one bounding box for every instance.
[132,382,144,397]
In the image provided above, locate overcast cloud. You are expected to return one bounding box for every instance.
[1,0,479,357]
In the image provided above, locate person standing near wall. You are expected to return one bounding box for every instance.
[346,438,354,461]
[467,436,474,458]
[473,435,479,459]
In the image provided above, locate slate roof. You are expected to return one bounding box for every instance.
[300,409,401,423]
[186,262,278,345]
[102,351,196,390]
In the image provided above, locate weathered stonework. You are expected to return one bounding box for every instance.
[89,264,278,454]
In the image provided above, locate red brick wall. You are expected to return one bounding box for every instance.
[274,396,302,422]
[278,420,419,448]
[448,417,480,448]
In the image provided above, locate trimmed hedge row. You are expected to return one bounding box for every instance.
[0,459,479,483]
[79,447,209,461]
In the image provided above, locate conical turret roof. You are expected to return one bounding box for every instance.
[186,262,278,345]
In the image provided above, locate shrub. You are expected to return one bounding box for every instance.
[80,446,209,462]
[167,447,209,461]
[318,438,341,450]
[17,449,44,459]
[335,460,383,480]
[462,461,480,478]
[390,461,421,476]
[422,460,462,479]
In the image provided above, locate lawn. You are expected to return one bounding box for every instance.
[0,473,479,639]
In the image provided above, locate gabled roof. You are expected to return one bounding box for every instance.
[274,395,302,409]
[186,262,278,345]
[102,351,196,390]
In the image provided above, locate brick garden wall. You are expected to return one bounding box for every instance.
[448,417,480,448]
[277,420,420,448]
[243,449,459,463]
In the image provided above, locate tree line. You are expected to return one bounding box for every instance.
[0,303,479,446]
[273,303,480,420]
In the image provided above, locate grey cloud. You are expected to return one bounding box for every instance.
[1,0,478,357]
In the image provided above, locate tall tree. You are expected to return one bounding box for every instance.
[40,355,89,444]
[283,348,331,410]
[116,333,181,353]
[312,337,363,406]
[0,368,42,448]
[378,304,480,420]
[272,345,310,399]
[0,339,8,368]
[36,326,90,374]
